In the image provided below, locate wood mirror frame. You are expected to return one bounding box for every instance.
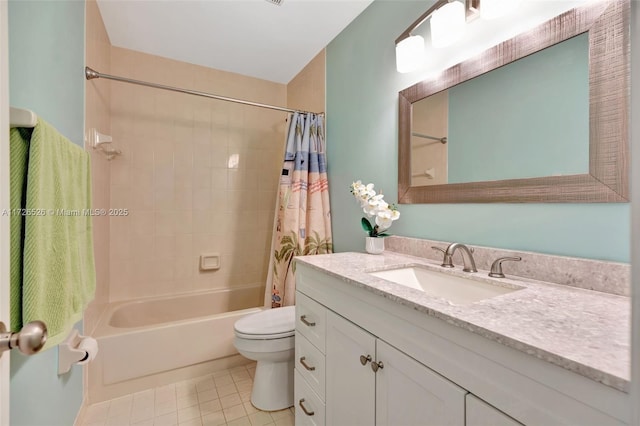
[398,0,629,203]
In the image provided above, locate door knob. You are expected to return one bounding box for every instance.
[0,320,48,357]
[371,360,384,372]
[359,354,372,366]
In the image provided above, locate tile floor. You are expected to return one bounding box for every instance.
[80,363,295,426]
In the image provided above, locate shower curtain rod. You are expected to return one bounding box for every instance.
[412,132,447,144]
[85,66,323,116]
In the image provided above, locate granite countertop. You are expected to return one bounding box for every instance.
[295,251,630,393]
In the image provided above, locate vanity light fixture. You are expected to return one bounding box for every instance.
[395,0,516,73]
[395,0,469,73]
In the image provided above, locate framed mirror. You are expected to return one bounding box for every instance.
[398,0,629,203]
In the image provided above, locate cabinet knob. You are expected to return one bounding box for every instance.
[359,354,372,366]
[371,360,384,372]
[300,315,316,327]
[298,398,315,416]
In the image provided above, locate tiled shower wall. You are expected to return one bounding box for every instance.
[108,47,287,301]
[84,0,111,333]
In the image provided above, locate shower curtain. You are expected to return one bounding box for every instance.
[267,112,332,308]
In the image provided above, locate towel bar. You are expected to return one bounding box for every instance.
[10,107,37,128]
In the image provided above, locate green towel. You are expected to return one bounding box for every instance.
[10,118,96,349]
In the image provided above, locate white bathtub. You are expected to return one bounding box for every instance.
[94,285,264,385]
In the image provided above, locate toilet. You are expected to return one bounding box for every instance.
[233,306,296,411]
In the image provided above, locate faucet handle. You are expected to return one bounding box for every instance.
[431,246,445,255]
[489,257,522,278]
[432,246,454,268]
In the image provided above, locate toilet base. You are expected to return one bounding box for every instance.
[250,358,294,411]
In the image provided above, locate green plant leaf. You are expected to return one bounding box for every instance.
[361,217,373,233]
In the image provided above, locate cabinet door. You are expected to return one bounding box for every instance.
[326,311,376,426]
[376,340,466,426]
[466,394,523,426]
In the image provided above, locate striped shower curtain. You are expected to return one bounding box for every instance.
[268,112,332,308]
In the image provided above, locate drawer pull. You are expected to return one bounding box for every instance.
[371,360,384,372]
[359,354,372,366]
[299,398,315,416]
[299,356,316,371]
[300,315,316,327]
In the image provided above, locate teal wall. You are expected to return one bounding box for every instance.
[448,33,589,183]
[9,1,85,425]
[326,0,630,263]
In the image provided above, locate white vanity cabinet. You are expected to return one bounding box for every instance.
[294,261,630,426]
[325,310,467,425]
[296,294,469,426]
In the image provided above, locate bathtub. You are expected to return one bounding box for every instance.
[94,285,264,385]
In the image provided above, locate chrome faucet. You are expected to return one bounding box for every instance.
[441,243,478,273]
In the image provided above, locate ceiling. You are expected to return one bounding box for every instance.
[97,0,373,84]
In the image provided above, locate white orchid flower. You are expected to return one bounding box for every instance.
[376,200,389,211]
[368,194,384,206]
[375,217,393,231]
[363,183,375,198]
[363,194,384,216]
[375,204,401,231]
[351,181,366,195]
[351,181,377,204]
[363,205,377,216]
[350,179,400,236]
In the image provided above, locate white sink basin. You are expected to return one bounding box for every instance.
[368,266,522,305]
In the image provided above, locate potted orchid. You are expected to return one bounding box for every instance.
[350,180,400,254]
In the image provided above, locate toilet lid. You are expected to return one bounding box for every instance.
[234,306,295,338]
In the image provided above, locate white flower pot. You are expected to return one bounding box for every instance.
[365,237,384,255]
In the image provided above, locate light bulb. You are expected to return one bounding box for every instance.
[430,1,466,48]
[396,35,425,73]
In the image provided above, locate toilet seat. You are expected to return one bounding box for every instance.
[235,330,294,340]
[234,306,295,340]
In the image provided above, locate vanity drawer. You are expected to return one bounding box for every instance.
[295,332,326,400]
[296,292,326,353]
[295,369,326,426]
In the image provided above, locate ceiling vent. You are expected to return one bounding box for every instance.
[265,0,283,5]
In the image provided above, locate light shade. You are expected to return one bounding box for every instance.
[481,0,522,20]
[430,1,466,48]
[395,35,425,73]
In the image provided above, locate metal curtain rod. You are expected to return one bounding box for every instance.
[85,67,322,116]
[412,132,447,144]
